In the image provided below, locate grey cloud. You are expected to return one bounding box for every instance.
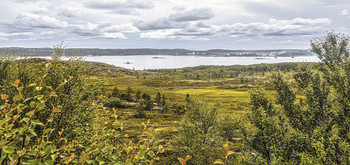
[0,9,134,41]
[0,12,68,34]
[15,12,67,29]
[9,0,40,3]
[109,9,139,15]
[86,1,153,10]
[264,31,318,36]
[195,22,210,28]
[173,24,216,36]
[68,22,130,39]
[70,28,126,39]
[135,19,188,30]
[169,8,214,22]
[70,28,99,37]
[85,0,154,15]
[0,31,55,41]
[135,8,214,30]
[174,31,215,37]
[57,9,81,18]
[97,23,139,33]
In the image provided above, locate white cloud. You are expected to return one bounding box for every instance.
[219,17,330,37]
[0,33,9,41]
[317,0,349,5]
[140,30,209,40]
[68,22,136,39]
[140,17,331,39]
[0,0,345,49]
[340,9,349,16]
[100,32,127,39]
[7,32,35,37]
[0,32,8,37]
[0,37,9,41]
[99,23,140,33]
[6,12,69,31]
[140,30,178,39]
[272,40,306,44]
[271,17,331,25]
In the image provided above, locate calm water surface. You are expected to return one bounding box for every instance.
[84,55,320,70]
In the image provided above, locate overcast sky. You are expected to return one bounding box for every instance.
[0,0,349,50]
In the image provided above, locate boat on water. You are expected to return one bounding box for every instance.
[124,62,133,64]
[152,56,166,59]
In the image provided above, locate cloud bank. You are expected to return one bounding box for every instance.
[0,0,346,49]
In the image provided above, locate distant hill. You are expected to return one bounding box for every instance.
[0,47,313,57]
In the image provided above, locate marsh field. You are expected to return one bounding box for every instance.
[89,61,296,138]
[84,60,308,163]
[0,52,306,164]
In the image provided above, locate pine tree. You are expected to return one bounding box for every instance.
[155,92,161,106]
[161,94,166,107]
[136,89,141,102]
[111,87,119,97]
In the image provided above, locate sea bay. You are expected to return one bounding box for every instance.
[84,55,320,70]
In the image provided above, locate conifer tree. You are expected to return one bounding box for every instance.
[155,92,161,106]
[136,89,141,101]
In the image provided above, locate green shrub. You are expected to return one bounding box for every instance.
[0,47,161,164]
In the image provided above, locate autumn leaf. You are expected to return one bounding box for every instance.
[213,159,224,164]
[178,158,186,165]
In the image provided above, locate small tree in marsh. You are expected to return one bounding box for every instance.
[177,99,224,165]
[155,92,161,106]
[136,89,141,101]
[111,87,120,97]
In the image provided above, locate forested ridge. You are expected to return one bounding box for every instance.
[1,32,350,164]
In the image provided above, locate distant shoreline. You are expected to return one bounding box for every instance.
[1,47,314,57]
[15,54,315,58]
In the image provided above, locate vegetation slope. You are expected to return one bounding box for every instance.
[1,32,350,164]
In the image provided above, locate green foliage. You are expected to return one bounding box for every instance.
[5,32,350,164]
[218,115,240,142]
[177,99,224,165]
[148,62,304,80]
[0,79,79,164]
[155,92,161,106]
[0,45,97,142]
[240,32,350,164]
[0,47,160,164]
[312,32,350,143]
[240,87,291,164]
[136,89,141,101]
[111,87,120,97]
